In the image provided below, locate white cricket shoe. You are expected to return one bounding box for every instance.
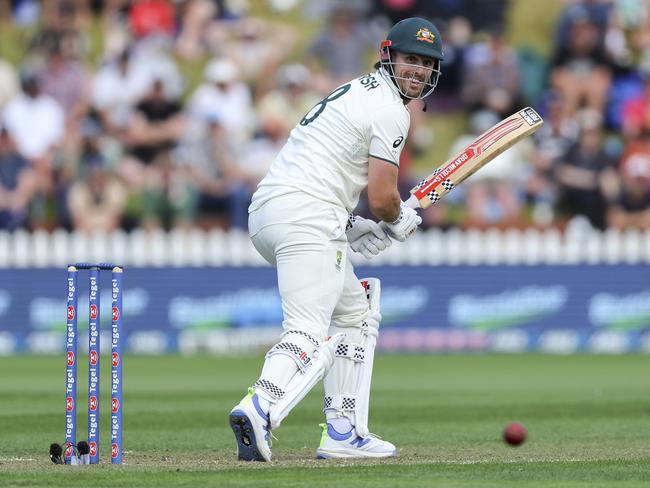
[316,422,397,459]
[229,388,272,461]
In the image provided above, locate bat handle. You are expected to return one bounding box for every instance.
[403,194,420,210]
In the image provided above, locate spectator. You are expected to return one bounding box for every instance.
[176,114,250,229]
[428,16,472,112]
[119,77,185,228]
[524,91,580,226]
[98,0,134,60]
[550,11,612,115]
[128,0,176,41]
[621,71,650,138]
[130,37,185,102]
[0,126,36,229]
[91,48,151,136]
[0,58,19,109]
[256,63,321,129]
[126,78,184,166]
[187,57,253,147]
[461,24,522,118]
[554,1,611,52]
[306,6,378,88]
[221,17,296,97]
[1,70,65,228]
[615,126,650,187]
[137,148,190,230]
[555,111,617,229]
[39,41,89,126]
[67,158,127,233]
[2,70,65,163]
[31,1,90,60]
[607,136,650,229]
[175,0,219,60]
[4,0,40,28]
[239,112,291,191]
[630,2,650,74]
[39,40,90,162]
[91,43,183,135]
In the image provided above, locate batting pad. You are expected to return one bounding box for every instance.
[252,330,323,406]
[324,278,381,438]
[268,333,344,430]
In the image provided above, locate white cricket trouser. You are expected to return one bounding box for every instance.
[249,192,368,341]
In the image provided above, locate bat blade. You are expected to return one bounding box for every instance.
[407,107,543,209]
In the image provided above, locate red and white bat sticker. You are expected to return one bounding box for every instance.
[413,117,524,199]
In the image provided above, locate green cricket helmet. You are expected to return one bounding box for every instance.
[380,17,444,99]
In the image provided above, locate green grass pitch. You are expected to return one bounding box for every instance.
[0,354,648,487]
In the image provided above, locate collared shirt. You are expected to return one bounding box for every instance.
[2,93,64,159]
[250,68,409,214]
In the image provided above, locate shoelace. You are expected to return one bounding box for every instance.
[263,418,278,446]
[264,427,278,446]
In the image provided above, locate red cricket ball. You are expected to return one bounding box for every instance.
[503,422,527,446]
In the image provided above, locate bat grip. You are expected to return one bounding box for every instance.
[403,194,420,209]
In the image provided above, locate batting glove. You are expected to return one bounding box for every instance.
[384,202,422,242]
[346,214,392,259]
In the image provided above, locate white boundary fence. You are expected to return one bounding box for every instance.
[3,225,650,267]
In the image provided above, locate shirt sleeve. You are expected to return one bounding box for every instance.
[368,104,410,167]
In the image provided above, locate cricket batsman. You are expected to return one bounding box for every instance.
[229,17,443,461]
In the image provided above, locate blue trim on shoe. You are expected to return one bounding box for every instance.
[251,394,271,441]
[251,394,268,420]
[350,436,372,448]
[327,422,353,441]
[229,409,267,462]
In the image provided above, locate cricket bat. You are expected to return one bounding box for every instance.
[403,107,544,210]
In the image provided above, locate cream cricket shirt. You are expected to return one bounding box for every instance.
[249,68,410,214]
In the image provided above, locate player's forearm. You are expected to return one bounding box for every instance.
[369,190,401,223]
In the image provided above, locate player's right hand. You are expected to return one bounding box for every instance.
[385,201,422,242]
[346,215,392,259]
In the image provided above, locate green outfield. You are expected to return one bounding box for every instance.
[0,354,648,487]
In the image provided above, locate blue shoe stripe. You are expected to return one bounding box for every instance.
[327,423,353,441]
[350,436,372,448]
[251,394,268,420]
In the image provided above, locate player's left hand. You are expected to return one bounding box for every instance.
[346,214,392,259]
[384,201,422,242]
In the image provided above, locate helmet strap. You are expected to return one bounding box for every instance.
[380,43,411,102]
[379,41,400,91]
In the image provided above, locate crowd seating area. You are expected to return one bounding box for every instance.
[2,1,650,235]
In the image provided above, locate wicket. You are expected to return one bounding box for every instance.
[64,263,123,465]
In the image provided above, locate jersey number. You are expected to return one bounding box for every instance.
[300,83,351,126]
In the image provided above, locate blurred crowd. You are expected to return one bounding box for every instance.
[2,0,650,233]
